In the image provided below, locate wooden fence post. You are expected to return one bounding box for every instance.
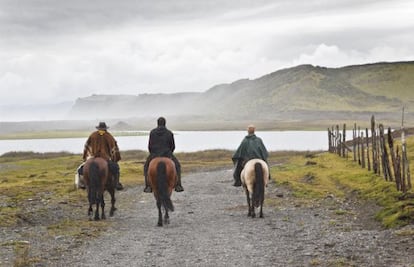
[376,128,381,176]
[342,124,346,158]
[361,131,365,168]
[328,128,332,152]
[366,128,371,171]
[357,126,361,165]
[371,115,378,174]
[402,127,411,191]
[379,124,392,181]
[388,127,400,191]
[353,123,357,161]
[336,125,341,156]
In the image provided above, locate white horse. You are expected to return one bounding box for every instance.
[240,159,269,218]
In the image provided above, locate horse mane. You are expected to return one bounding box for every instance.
[253,162,264,208]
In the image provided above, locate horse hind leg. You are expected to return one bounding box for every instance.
[245,189,252,217]
[157,200,163,227]
[250,192,256,218]
[88,205,93,220]
[251,204,256,218]
[100,194,106,220]
[109,188,116,217]
[164,209,170,225]
[94,202,100,221]
[259,201,264,218]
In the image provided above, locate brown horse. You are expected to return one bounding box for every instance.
[83,157,116,220]
[240,159,269,218]
[148,157,177,226]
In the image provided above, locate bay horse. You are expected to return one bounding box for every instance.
[83,157,116,220]
[148,157,177,226]
[240,159,269,218]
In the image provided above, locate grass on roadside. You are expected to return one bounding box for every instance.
[273,145,414,228]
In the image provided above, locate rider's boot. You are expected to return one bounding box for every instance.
[175,173,184,192]
[233,177,242,187]
[233,160,243,187]
[114,173,123,190]
[143,175,152,193]
[116,181,124,190]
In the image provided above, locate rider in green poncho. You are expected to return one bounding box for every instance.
[232,125,270,186]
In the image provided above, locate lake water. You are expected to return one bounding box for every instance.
[0,131,330,155]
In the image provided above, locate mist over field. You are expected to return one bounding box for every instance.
[0,61,413,132]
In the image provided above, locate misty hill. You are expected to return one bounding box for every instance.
[68,61,414,125]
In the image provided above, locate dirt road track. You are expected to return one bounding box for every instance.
[55,169,413,267]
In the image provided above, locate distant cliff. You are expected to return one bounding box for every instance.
[68,61,414,123]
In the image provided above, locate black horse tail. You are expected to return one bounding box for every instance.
[157,161,174,212]
[88,161,100,205]
[253,162,264,208]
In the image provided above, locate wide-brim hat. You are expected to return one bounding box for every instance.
[96,122,109,130]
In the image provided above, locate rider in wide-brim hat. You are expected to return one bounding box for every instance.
[96,122,109,130]
[81,121,123,190]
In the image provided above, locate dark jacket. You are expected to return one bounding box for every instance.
[232,134,268,164]
[148,126,175,157]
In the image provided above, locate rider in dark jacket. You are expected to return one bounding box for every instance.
[232,125,269,186]
[143,117,184,193]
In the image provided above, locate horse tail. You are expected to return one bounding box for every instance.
[253,162,264,208]
[88,161,101,205]
[157,161,174,212]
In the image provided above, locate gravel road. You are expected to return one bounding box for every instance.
[50,168,414,267]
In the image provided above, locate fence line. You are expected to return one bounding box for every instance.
[328,115,412,193]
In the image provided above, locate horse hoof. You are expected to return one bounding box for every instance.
[175,185,184,192]
[157,223,163,227]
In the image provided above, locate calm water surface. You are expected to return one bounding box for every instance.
[0,131,331,155]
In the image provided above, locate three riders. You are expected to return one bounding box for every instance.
[79,120,269,192]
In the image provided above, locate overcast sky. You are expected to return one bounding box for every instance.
[0,0,413,106]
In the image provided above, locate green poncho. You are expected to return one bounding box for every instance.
[232,134,268,164]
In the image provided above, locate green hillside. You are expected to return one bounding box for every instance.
[68,61,414,126]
